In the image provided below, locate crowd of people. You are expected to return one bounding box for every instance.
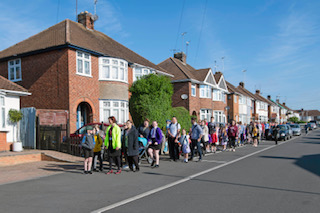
[80,115,287,175]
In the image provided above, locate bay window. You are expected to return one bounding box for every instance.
[200,109,212,121]
[133,66,154,82]
[99,57,128,82]
[213,111,225,123]
[213,90,224,101]
[100,100,129,124]
[200,85,211,98]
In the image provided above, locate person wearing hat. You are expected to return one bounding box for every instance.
[81,126,95,174]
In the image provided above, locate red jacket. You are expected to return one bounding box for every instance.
[228,125,238,138]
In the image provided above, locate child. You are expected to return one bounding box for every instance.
[210,127,218,153]
[219,126,228,151]
[179,129,190,163]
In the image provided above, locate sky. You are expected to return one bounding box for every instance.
[0,0,319,110]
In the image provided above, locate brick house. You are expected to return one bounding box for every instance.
[0,76,30,151]
[226,81,240,122]
[158,53,229,122]
[252,90,269,122]
[276,100,288,123]
[0,11,172,133]
[297,109,320,122]
[236,82,254,123]
[266,96,280,123]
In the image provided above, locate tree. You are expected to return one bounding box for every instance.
[170,107,192,132]
[288,116,299,123]
[129,74,173,129]
[8,109,23,142]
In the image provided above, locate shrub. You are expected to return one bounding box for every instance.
[170,107,192,132]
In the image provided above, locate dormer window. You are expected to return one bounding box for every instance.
[8,59,22,82]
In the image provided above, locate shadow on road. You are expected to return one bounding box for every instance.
[261,154,320,177]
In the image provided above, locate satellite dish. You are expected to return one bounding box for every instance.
[181,94,188,100]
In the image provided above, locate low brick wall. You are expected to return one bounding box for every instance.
[0,153,67,167]
[0,132,11,152]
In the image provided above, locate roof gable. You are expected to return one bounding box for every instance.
[217,75,228,92]
[203,69,217,86]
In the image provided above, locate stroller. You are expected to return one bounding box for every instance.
[138,137,149,163]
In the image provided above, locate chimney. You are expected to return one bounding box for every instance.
[174,52,187,63]
[256,90,260,95]
[283,102,286,106]
[276,99,280,103]
[267,95,271,100]
[239,82,245,88]
[78,11,95,30]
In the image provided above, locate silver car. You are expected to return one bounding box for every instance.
[290,124,301,136]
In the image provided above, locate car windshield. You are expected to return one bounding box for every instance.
[291,125,300,128]
[278,125,286,130]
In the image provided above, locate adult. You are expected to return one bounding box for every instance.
[273,123,279,145]
[123,120,140,172]
[121,123,129,169]
[167,116,181,161]
[138,119,150,139]
[190,117,203,162]
[265,122,270,140]
[81,127,95,174]
[92,125,104,172]
[147,121,163,168]
[227,120,238,152]
[105,116,122,175]
[201,120,209,153]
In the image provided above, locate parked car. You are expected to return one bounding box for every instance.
[70,123,109,138]
[307,123,316,130]
[278,125,291,141]
[290,124,301,136]
[287,125,293,138]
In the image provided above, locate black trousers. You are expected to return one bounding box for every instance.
[128,155,139,170]
[93,151,103,170]
[168,136,179,160]
[108,156,121,170]
[228,137,236,149]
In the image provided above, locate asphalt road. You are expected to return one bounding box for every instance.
[1,129,319,213]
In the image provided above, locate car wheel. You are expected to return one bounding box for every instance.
[284,137,286,141]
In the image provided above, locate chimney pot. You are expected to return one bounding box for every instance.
[256,90,260,95]
[267,95,271,100]
[174,52,187,63]
[239,82,245,88]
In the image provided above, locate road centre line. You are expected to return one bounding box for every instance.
[91,138,294,213]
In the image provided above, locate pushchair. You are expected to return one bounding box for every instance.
[138,137,149,163]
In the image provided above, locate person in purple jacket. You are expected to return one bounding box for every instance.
[147,121,163,168]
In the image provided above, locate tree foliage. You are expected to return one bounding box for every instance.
[170,107,192,132]
[288,116,299,123]
[129,74,173,128]
[8,109,23,124]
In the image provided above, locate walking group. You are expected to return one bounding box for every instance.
[80,115,285,175]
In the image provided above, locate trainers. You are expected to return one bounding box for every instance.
[88,171,93,174]
[115,170,122,174]
[106,170,113,175]
[83,171,88,175]
[154,165,159,168]
[151,160,155,167]
[197,159,202,162]
[232,149,235,152]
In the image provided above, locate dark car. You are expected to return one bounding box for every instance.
[70,123,109,138]
[278,124,291,141]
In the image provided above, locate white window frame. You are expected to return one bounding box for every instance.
[213,89,224,101]
[99,57,128,83]
[200,85,211,98]
[8,59,22,82]
[191,84,196,97]
[213,111,225,123]
[0,96,5,129]
[200,109,212,121]
[76,51,91,77]
[133,66,154,82]
[100,100,129,124]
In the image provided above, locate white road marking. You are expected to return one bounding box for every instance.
[91,138,293,213]
[201,160,227,163]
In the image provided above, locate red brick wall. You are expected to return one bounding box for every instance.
[172,82,190,110]
[0,132,10,151]
[68,49,100,133]
[227,94,239,122]
[0,49,69,110]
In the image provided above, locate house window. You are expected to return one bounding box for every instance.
[0,96,5,128]
[214,111,225,123]
[200,109,212,121]
[191,84,196,97]
[234,95,237,103]
[133,66,153,82]
[8,59,22,82]
[100,100,129,124]
[76,51,91,76]
[200,85,211,98]
[99,57,128,82]
[213,90,223,101]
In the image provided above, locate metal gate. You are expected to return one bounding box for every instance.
[20,107,36,149]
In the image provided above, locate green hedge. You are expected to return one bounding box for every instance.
[170,107,192,132]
